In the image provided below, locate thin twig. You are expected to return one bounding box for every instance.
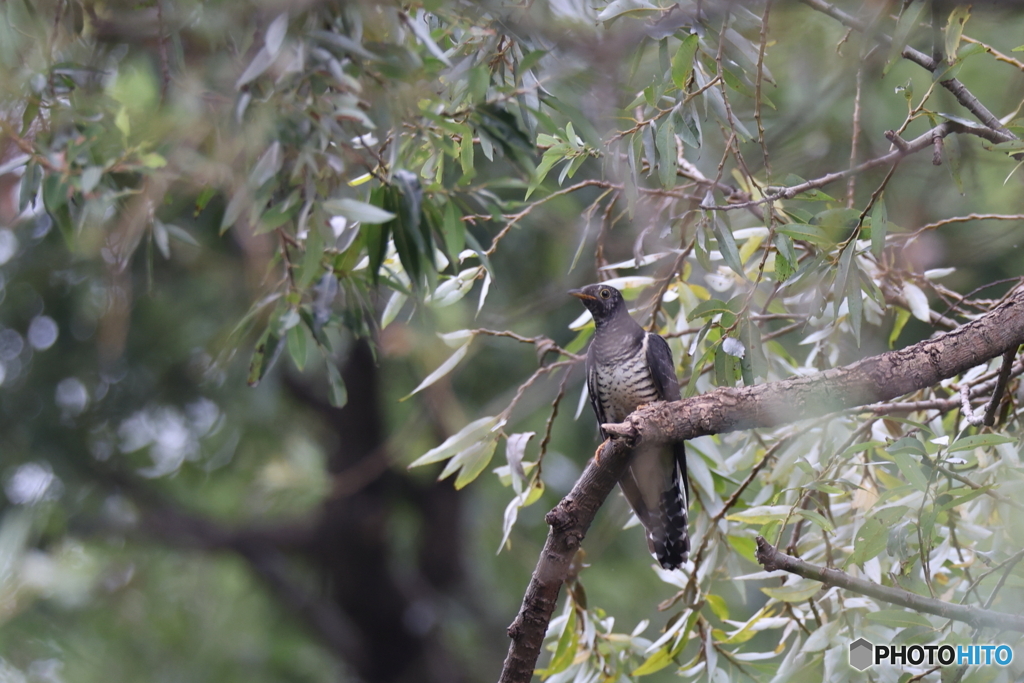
[983,347,1017,426]
[755,537,1024,632]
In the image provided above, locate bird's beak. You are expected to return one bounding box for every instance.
[569,289,596,301]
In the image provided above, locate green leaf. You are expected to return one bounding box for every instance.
[80,166,102,193]
[944,131,964,194]
[326,360,348,408]
[19,163,41,214]
[866,610,932,629]
[542,607,578,675]
[845,265,862,348]
[712,217,745,277]
[656,115,677,188]
[846,506,909,566]
[889,307,911,348]
[631,646,675,676]
[686,298,732,322]
[937,486,993,512]
[833,241,856,323]
[705,593,729,621]
[322,198,396,224]
[947,433,1015,452]
[890,451,930,493]
[885,0,927,75]
[409,415,500,469]
[296,223,325,289]
[887,436,927,456]
[286,324,307,371]
[777,223,833,248]
[870,197,888,257]
[671,33,699,89]
[526,147,562,200]
[458,124,475,182]
[596,0,657,23]
[944,5,971,65]
[451,438,498,489]
[725,505,791,525]
[115,106,130,138]
[220,188,248,234]
[403,341,471,399]
[441,201,465,258]
[761,580,822,603]
[795,509,834,534]
[810,208,860,243]
[248,328,283,387]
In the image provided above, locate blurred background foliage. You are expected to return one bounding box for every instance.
[1,0,1024,681]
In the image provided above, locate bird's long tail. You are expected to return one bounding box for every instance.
[650,450,689,570]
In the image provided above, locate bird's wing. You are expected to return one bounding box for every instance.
[644,330,688,501]
[585,344,609,440]
[631,331,690,568]
[644,331,681,400]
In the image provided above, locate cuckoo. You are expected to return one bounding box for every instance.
[570,284,690,569]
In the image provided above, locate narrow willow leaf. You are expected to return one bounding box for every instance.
[712,218,745,277]
[265,13,289,57]
[795,509,834,534]
[656,115,677,188]
[409,415,500,468]
[504,432,535,494]
[236,47,274,88]
[286,324,307,371]
[671,33,699,89]
[322,198,395,224]
[884,0,927,75]
[381,290,407,329]
[326,360,347,408]
[761,580,822,603]
[944,5,971,65]
[725,505,791,524]
[403,341,471,399]
[833,242,856,322]
[870,196,887,257]
[846,506,908,566]
[847,265,862,346]
[902,282,931,322]
[866,610,932,629]
[947,433,1015,452]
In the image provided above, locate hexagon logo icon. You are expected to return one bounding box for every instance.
[849,638,873,671]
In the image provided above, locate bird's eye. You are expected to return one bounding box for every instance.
[599,289,610,299]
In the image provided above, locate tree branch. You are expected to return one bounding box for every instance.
[499,285,1024,683]
[706,121,996,212]
[754,536,1024,632]
[799,0,1015,141]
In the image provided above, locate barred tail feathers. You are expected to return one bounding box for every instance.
[619,443,690,570]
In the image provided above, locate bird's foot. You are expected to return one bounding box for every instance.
[594,439,609,462]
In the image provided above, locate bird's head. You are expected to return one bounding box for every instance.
[569,284,627,324]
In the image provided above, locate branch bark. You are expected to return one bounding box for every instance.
[498,285,1024,683]
[754,536,1024,632]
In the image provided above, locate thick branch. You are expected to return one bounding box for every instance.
[498,439,634,683]
[607,286,1024,444]
[754,537,1024,632]
[499,285,1024,683]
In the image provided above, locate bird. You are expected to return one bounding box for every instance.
[570,283,690,570]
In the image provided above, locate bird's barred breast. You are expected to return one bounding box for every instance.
[595,352,659,423]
